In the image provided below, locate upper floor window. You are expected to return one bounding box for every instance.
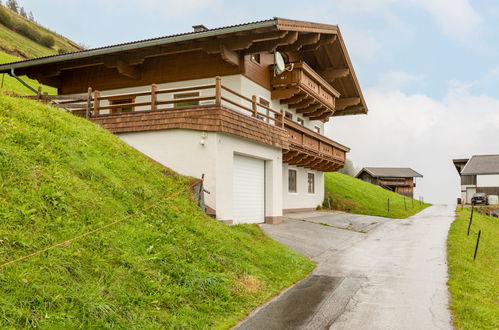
[308,173,315,194]
[285,111,293,120]
[110,97,134,113]
[297,118,304,126]
[250,53,261,64]
[258,97,270,122]
[314,126,321,134]
[174,92,199,108]
[288,169,297,193]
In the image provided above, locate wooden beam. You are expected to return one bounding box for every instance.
[219,45,240,66]
[320,68,350,81]
[296,103,321,114]
[288,98,314,109]
[280,93,306,105]
[335,97,360,110]
[278,33,321,52]
[283,150,299,162]
[301,34,337,52]
[243,31,298,55]
[304,107,327,117]
[272,87,300,100]
[336,105,364,115]
[115,60,141,79]
[224,31,288,51]
[310,110,333,121]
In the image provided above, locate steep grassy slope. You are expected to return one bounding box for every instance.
[324,172,430,218]
[448,208,498,330]
[0,95,314,328]
[0,5,81,58]
[0,51,56,94]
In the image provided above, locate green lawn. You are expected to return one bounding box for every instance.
[324,172,430,218]
[447,208,499,330]
[0,51,56,95]
[0,95,314,328]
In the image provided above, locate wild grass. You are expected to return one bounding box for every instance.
[0,95,314,328]
[447,208,499,330]
[324,172,430,218]
[0,51,56,95]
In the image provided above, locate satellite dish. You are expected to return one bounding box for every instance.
[274,51,286,75]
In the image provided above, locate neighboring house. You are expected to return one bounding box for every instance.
[356,167,423,198]
[0,18,368,224]
[453,155,499,204]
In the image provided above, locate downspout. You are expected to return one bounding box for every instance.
[10,68,38,94]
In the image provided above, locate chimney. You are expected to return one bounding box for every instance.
[192,25,208,32]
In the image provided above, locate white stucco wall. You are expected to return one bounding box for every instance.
[282,163,324,210]
[117,129,282,223]
[477,174,499,187]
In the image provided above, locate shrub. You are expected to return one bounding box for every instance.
[0,6,13,28]
[39,34,55,48]
[14,21,42,42]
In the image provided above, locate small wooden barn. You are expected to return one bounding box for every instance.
[356,167,423,198]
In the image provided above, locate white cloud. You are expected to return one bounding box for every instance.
[326,83,499,204]
[378,70,423,90]
[342,28,383,59]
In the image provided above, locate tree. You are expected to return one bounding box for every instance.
[338,159,357,177]
[28,10,33,21]
[6,0,18,13]
[19,6,26,18]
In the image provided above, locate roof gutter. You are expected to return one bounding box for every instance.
[10,68,38,94]
[0,20,277,72]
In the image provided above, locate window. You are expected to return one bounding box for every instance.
[285,111,293,120]
[259,97,270,122]
[314,126,320,134]
[297,118,304,126]
[174,92,199,108]
[110,97,134,113]
[288,169,297,193]
[308,173,315,193]
[250,53,261,64]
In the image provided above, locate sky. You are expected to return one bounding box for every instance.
[19,0,499,204]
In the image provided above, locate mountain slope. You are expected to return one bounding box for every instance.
[0,95,313,328]
[324,172,430,218]
[0,5,81,58]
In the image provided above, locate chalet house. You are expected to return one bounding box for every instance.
[0,18,368,224]
[356,167,422,198]
[453,155,499,204]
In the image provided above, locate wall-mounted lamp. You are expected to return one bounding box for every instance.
[200,132,207,146]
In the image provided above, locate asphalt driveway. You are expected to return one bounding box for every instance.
[236,205,454,330]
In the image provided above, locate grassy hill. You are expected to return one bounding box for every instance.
[0,95,314,328]
[0,5,81,58]
[324,172,430,218]
[448,208,498,329]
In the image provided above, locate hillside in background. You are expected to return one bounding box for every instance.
[0,4,81,58]
[324,172,430,218]
[0,95,314,328]
[0,4,82,95]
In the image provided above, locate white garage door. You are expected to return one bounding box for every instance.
[233,155,265,224]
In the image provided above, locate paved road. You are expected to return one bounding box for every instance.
[236,205,454,330]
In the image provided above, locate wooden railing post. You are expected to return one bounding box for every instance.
[280,109,285,128]
[151,84,158,111]
[252,95,257,117]
[93,90,100,116]
[215,76,222,105]
[86,87,92,119]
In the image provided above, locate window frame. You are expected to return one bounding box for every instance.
[288,169,297,193]
[285,111,293,120]
[297,118,304,126]
[307,172,315,194]
[174,91,200,108]
[109,96,135,114]
[314,126,321,134]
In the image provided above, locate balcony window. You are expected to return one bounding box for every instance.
[259,97,270,122]
[174,92,199,108]
[110,97,134,113]
[297,118,304,126]
[314,126,320,134]
[288,169,297,193]
[285,111,293,120]
[308,173,315,193]
[250,53,261,64]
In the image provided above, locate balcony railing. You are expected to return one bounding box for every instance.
[41,77,285,128]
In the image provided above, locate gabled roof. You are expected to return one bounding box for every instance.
[0,18,368,116]
[356,167,423,178]
[461,155,499,175]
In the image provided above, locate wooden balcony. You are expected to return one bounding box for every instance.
[271,62,341,122]
[283,118,348,172]
[38,76,348,172]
